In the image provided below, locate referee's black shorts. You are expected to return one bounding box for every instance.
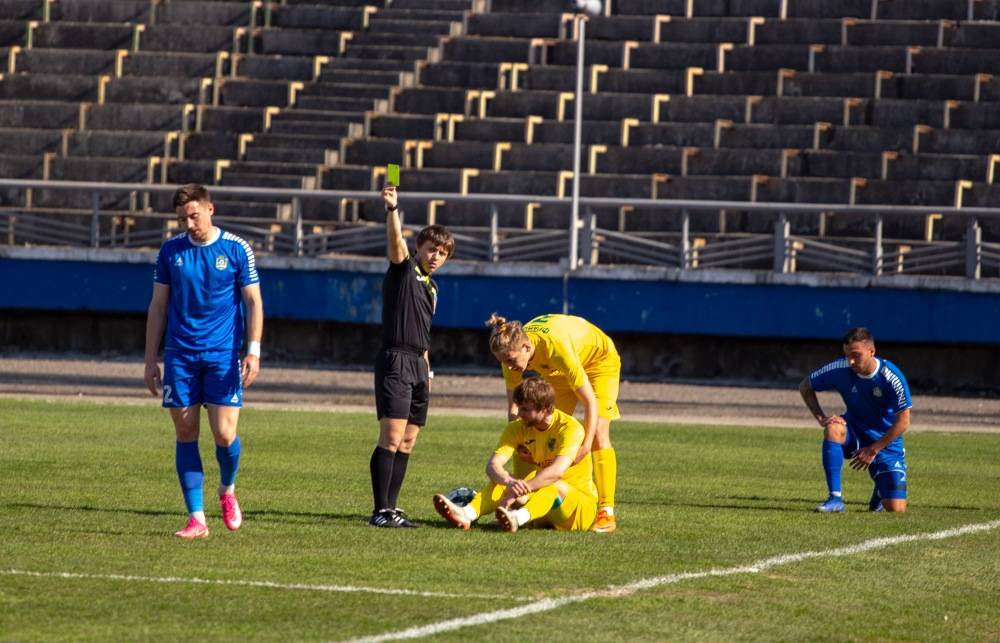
[374,347,429,425]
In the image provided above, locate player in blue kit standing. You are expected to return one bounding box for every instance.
[799,327,911,513]
[144,184,264,539]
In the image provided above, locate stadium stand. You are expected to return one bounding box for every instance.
[1,0,999,274]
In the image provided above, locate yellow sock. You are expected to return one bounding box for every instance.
[592,447,617,508]
[521,485,560,522]
[468,481,505,517]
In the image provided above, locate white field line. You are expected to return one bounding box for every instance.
[351,518,1000,642]
[0,569,522,601]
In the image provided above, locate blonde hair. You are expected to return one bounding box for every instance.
[485,313,528,355]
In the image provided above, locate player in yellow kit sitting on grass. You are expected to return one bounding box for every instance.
[485,312,620,533]
[433,377,597,532]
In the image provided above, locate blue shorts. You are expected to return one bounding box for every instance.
[842,422,908,500]
[162,349,242,408]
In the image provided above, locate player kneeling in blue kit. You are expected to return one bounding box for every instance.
[799,327,911,513]
[144,184,264,539]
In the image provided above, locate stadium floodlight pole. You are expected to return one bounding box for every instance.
[568,12,587,272]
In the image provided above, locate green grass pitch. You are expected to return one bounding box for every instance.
[1,398,998,641]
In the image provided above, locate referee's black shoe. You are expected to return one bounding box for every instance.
[368,509,404,528]
[392,508,419,528]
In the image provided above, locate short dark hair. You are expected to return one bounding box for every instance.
[842,327,874,345]
[416,224,455,257]
[173,183,211,209]
[511,377,555,415]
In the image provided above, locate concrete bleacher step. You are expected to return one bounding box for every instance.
[0,21,27,47]
[0,73,98,102]
[342,44,432,62]
[921,128,1000,155]
[10,49,115,75]
[240,55,313,81]
[0,0,41,20]
[323,165,374,190]
[322,56,415,72]
[48,0,150,22]
[83,104,189,131]
[156,1,251,26]
[448,116,528,142]
[342,139,406,166]
[390,0,474,10]
[199,106,265,133]
[349,32,442,48]
[250,132,343,151]
[367,114,436,139]
[443,37,533,63]
[0,128,61,155]
[271,5,369,30]
[244,146,327,165]
[299,83,393,100]
[0,153,43,178]
[32,23,134,50]
[391,87,465,113]
[182,132,239,160]
[220,170,316,190]
[137,25,237,53]
[0,100,78,128]
[103,76,204,104]
[320,70,406,86]
[211,200,284,219]
[375,8,468,22]
[418,62,501,89]
[259,28,348,57]
[466,13,562,39]
[879,0,1000,20]
[64,130,167,158]
[220,79,288,108]
[165,159,216,185]
[123,51,221,78]
[268,121,353,138]
[369,19,458,35]
[295,95,376,112]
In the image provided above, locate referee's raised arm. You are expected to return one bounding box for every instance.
[383,185,407,264]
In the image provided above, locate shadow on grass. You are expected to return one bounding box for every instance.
[4,501,512,530]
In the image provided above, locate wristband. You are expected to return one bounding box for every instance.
[386,204,398,212]
[247,341,261,357]
[427,370,435,379]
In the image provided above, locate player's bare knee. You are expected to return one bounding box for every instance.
[824,424,846,443]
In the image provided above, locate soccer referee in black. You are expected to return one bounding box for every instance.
[369,184,455,527]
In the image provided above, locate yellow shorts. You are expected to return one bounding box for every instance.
[550,354,621,421]
[547,484,598,531]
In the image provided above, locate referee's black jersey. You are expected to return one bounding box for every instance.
[381,254,437,353]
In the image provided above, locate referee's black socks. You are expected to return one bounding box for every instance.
[370,446,396,512]
[387,450,410,509]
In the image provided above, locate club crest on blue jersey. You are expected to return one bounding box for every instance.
[174,256,184,266]
[215,255,229,270]
[873,387,883,397]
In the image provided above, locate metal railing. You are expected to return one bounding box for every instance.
[1,178,999,280]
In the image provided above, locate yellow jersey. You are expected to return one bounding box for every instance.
[493,408,596,494]
[502,314,619,393]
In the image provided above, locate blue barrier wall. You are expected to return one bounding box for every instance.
[3,255,999,344]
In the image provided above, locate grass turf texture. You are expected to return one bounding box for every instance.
[1,398,998,641]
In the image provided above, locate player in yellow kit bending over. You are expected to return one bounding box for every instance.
[485,312,620,533]
[433,377,597,532]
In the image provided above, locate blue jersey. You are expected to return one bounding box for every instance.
[809,357,911,455]
[153,229,259,352]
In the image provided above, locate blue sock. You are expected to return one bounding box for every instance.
[176,441,204,513]
[822,440,844,497]
[215,436,241,488]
